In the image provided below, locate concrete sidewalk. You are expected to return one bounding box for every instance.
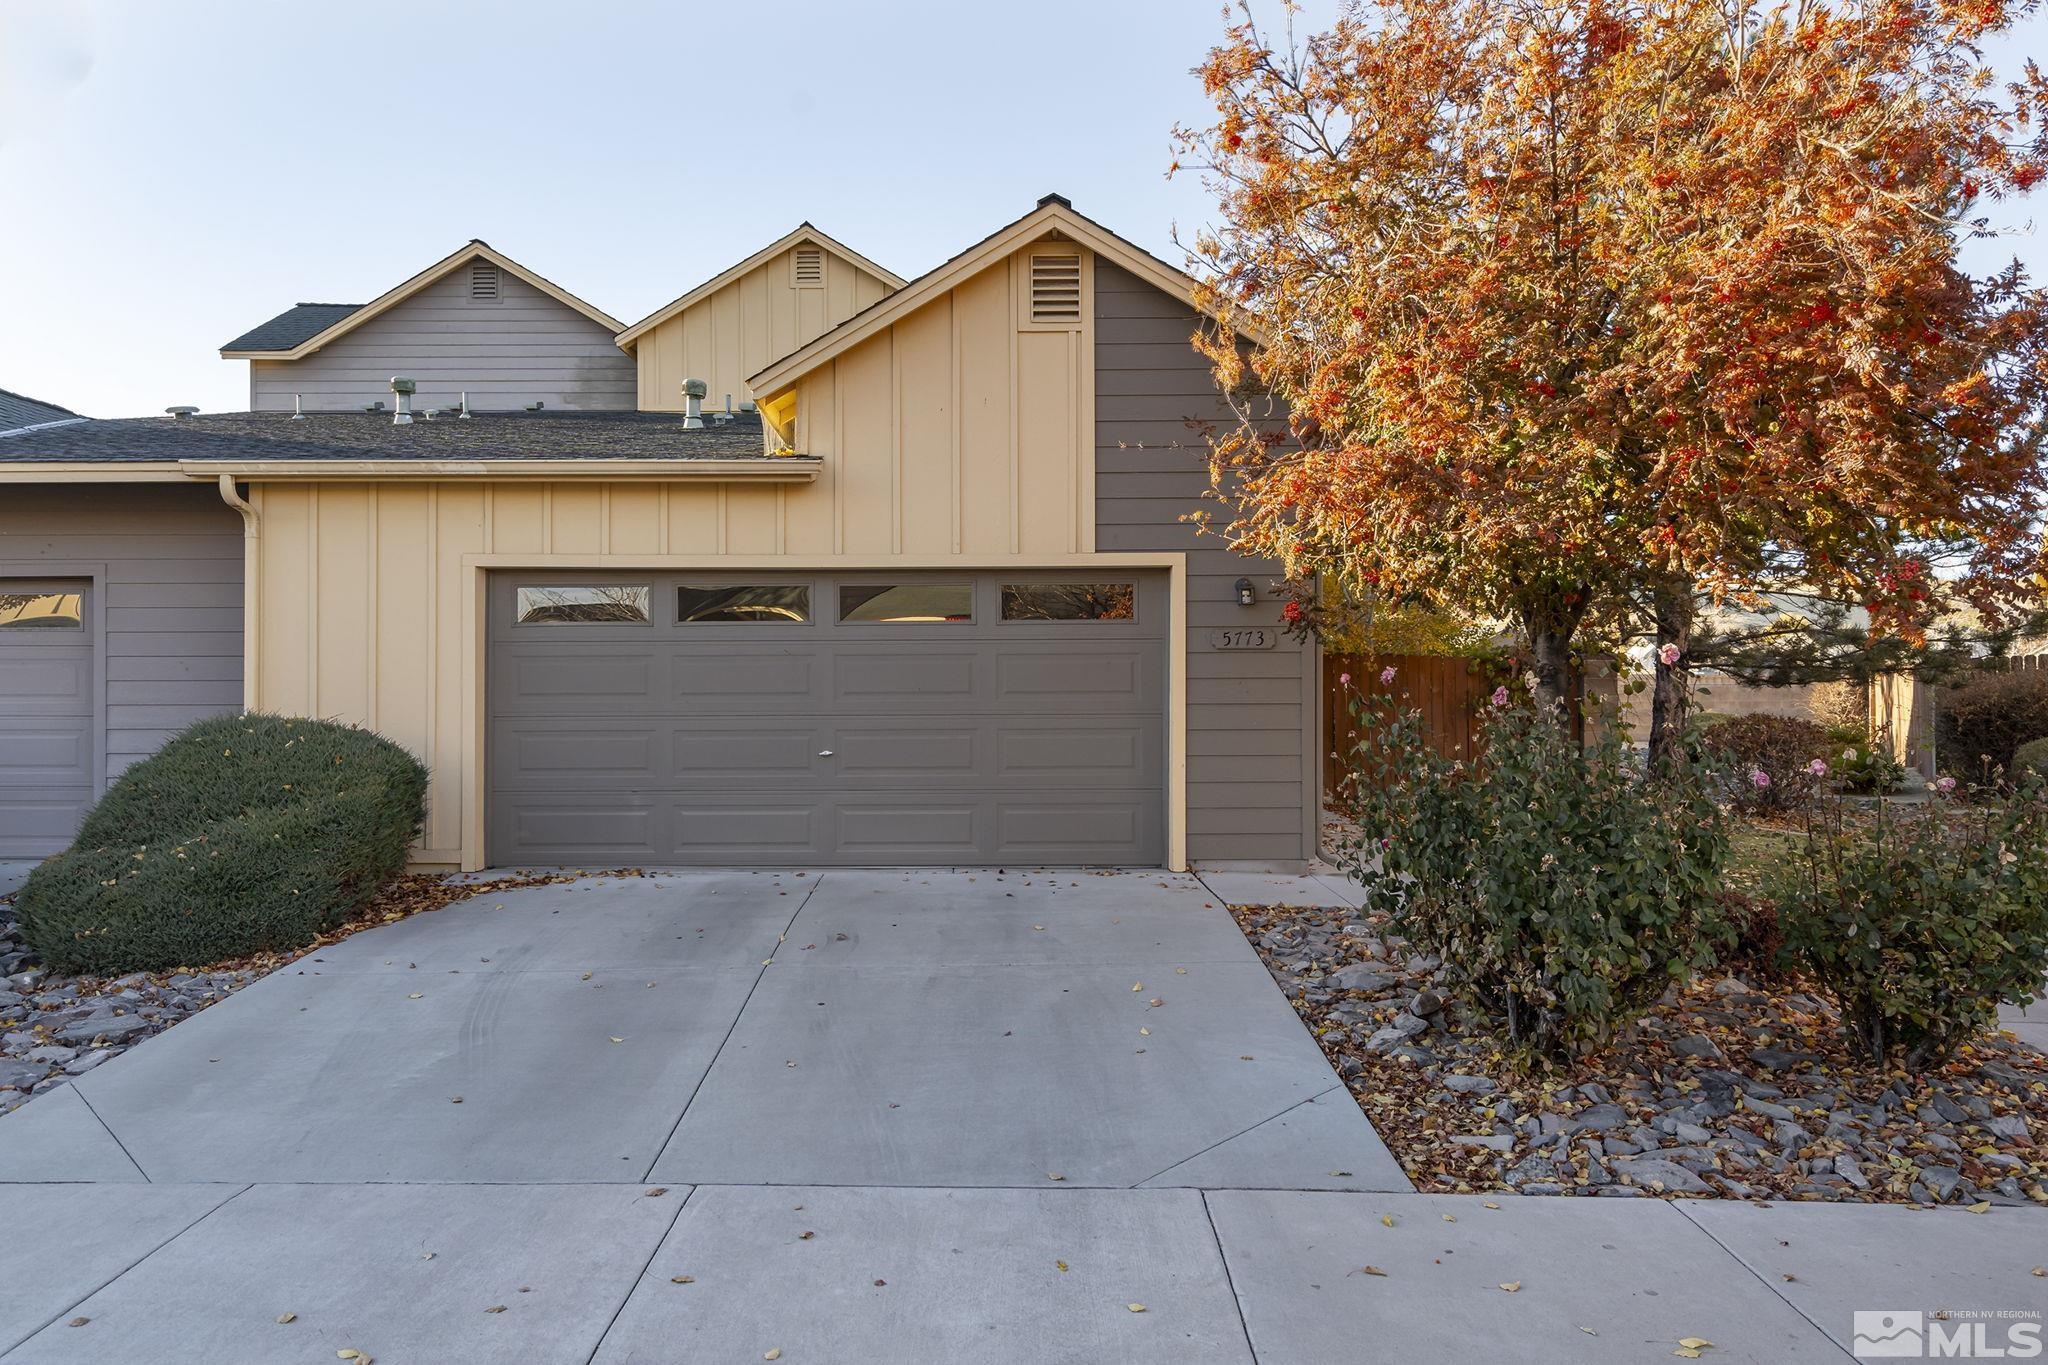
[1,1183,2041,1361]
[0,869,2041,1362]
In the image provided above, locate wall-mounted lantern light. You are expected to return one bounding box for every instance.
[1234,577,1257,607]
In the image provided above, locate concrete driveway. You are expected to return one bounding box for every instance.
[0,870,2040,1363]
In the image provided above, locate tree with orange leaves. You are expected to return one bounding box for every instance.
[1179,0,2048,760]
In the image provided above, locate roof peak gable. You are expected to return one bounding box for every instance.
[221,242,623,360]
[745,199,1236,400]
[614,224,906,352]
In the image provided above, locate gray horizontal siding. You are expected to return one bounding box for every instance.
[1093,260,1315,868]
[251,268,632,413]
[0,484,244,790]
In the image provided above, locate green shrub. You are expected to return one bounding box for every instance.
[1771,776,2048,1069]
[1336,696,1728,1064]
[18,714,428,975]
[1938,669,2048,783]
[1709,714,1835,813]
[2011,736,2048,779]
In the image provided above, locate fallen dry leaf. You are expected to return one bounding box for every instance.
[1127,1303,1146,1313]
[1361,1265,1388,1277]
[1055,1261,1069,1272]
[1966,1202,1992,1214]
[277,1313,297,1324]
[67,1318,88,1328]
[645,1187,668,1198]
[1380,1215,1396,1227]
[1499,1282,1521,1293]
[671,1276,695,1284]
[1047,1173,1066,1182]
[484,1305,506,1314]
[1678,1338,1714,1350]
[764,1351,781,1361]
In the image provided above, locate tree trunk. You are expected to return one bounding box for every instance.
[1528,622,1576,724]
[1648,582,1695,776]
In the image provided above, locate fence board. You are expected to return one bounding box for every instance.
[1322,653,1584,800]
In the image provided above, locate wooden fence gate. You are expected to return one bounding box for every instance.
[1322,653,1591,799]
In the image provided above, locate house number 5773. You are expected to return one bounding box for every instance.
[1208,628,1277,650]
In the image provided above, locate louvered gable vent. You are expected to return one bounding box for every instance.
[469,262,501,301]
[1029,252,1082,325]
[792,246,825,288]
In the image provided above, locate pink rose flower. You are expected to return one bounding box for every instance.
[1338,672,1351,686]
[1807,759,1828,777]
[1491,686,1510,707]
[1935,775,1957,794]
[1380,665,1397,685]
[1750,769,1771,789]
[1657,643,1681,667]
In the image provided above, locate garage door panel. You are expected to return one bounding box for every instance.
[492,724,667,785]
[0,792,92,859]
[998,801,1151,859]
[994,724,1148,782]
[492,649,658,705]
[0,654,91,712]
[835,802,980,856]
[833,649,978,702]
[492,795,662,863]
[832,724,980,778]
[674,728,826,778]
[0,722,94,782]
[670,649,823,704]
[672,802,818,854]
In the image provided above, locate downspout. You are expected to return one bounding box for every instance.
[216,473,260,712]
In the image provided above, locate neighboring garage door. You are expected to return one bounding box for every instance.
[0,581,95,859]
[487,572,1167,866]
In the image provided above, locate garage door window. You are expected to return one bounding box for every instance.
[838,583,973,623]
[1000,583,1136,622]
[515,585,651,625]
[677,584,811,624]
[0,589,84,628]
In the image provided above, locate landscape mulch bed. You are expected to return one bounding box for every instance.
[1233,900,2048,1207]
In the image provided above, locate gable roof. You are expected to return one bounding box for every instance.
[220,302,365,354]
[747,195,1251,400]
[220,241,625,360]
[0,387,85,435]
[614,224,905,352]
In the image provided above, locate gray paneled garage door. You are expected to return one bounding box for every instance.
[487,572,1167,866]
[0,580,95,858]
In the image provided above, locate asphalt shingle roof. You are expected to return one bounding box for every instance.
[0,409,779,464]
[0,387,84,432]
[219,303,365,353]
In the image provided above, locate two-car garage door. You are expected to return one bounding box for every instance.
[486,572,1167,867]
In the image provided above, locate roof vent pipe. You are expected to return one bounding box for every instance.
[389,377,416,426]
[458,391,473,420]
[291,394,306,421]
[165,405,199,420]
[682,378,707,430]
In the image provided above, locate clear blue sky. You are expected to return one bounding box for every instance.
[2,0,2039,419]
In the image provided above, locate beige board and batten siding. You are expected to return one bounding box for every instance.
[1093,261,1315,868]
[250,267,634,413]
[0,484,245,851]
[630,245,896,415]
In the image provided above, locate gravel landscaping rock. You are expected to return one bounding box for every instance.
[1228,899,2048,1205]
